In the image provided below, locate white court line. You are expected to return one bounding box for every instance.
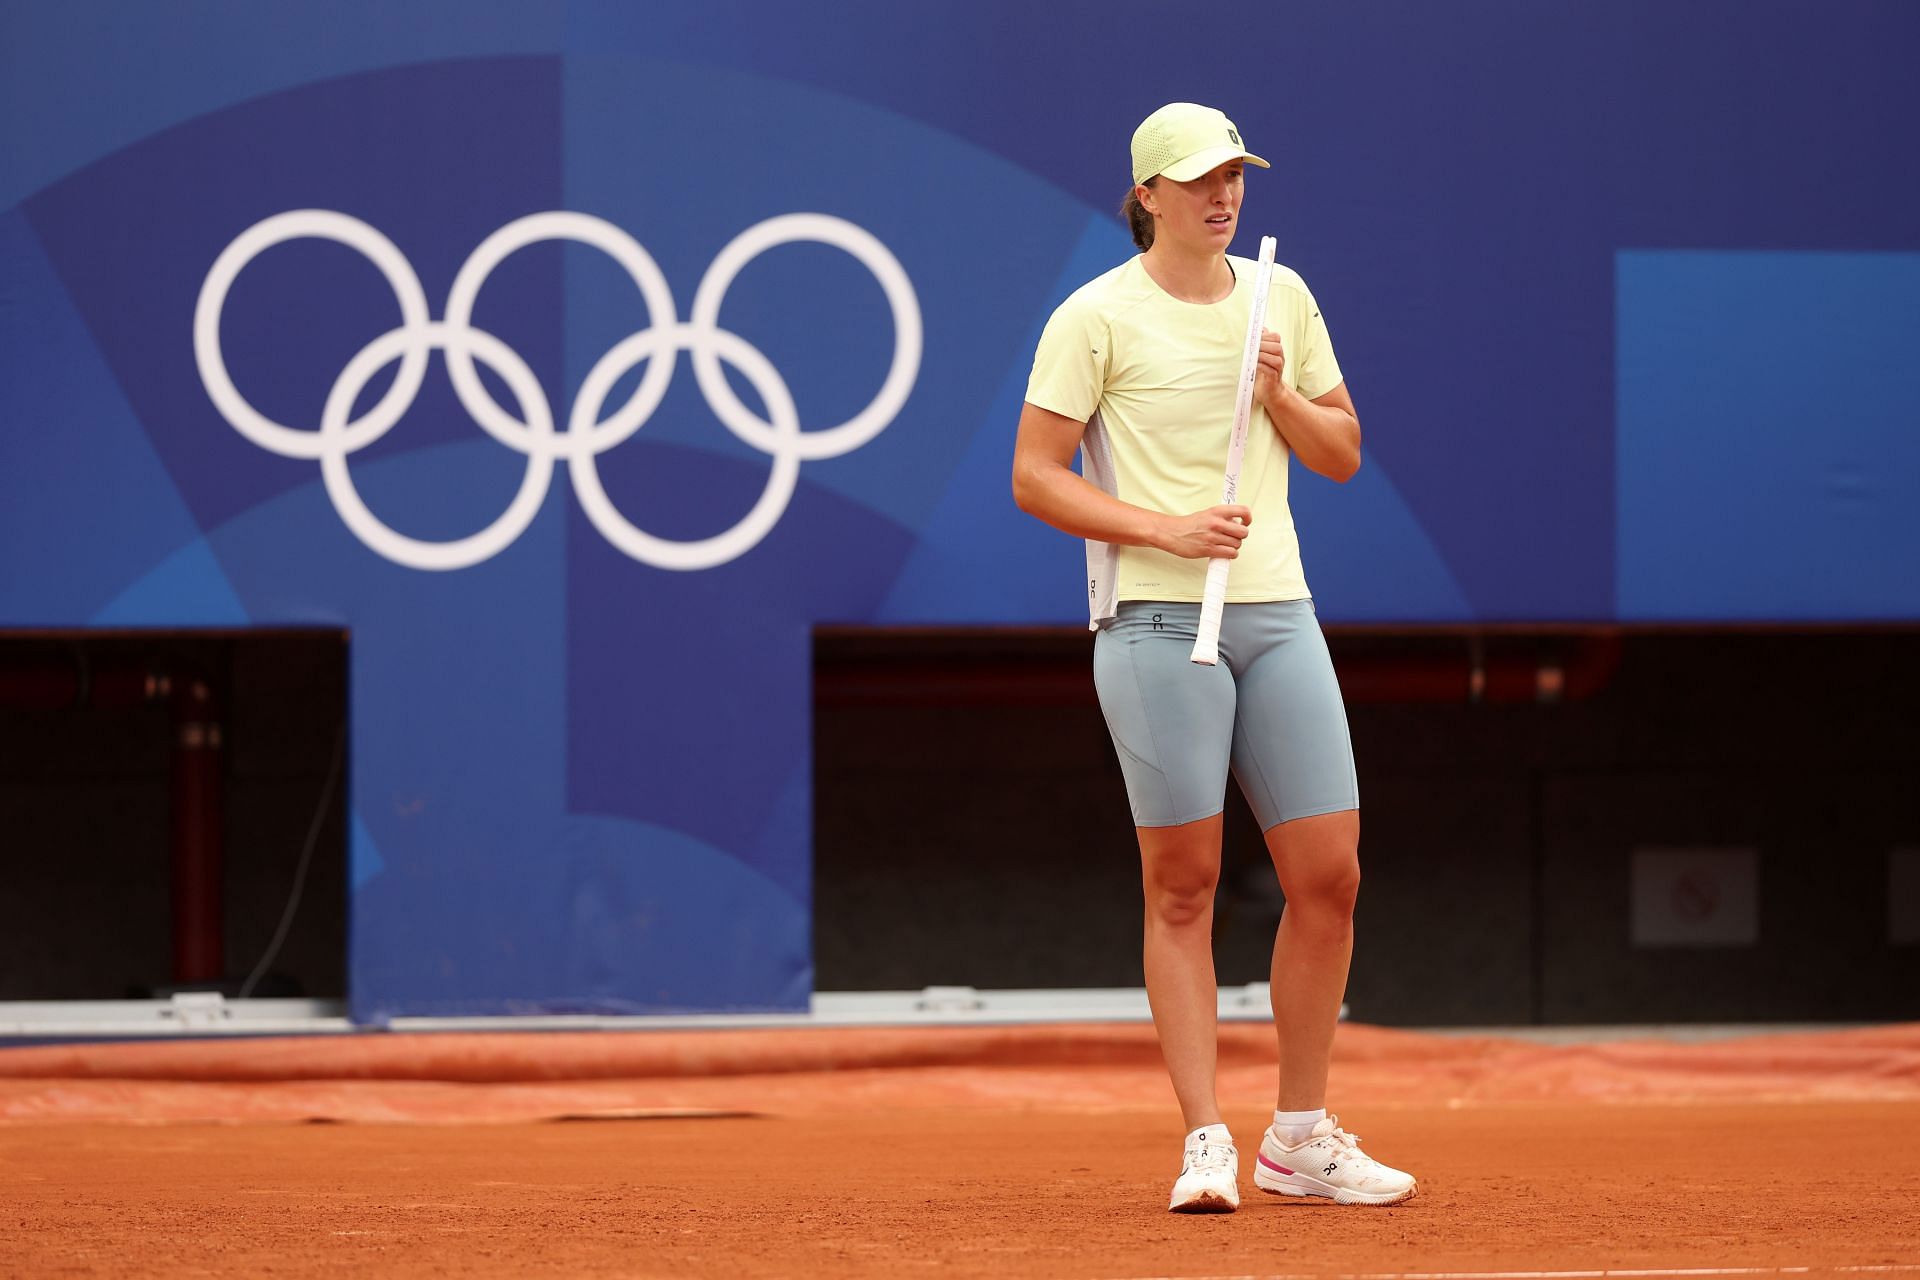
[1101,1266,1920,1280]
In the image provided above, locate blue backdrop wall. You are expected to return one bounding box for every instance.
[3,1,1917,1018]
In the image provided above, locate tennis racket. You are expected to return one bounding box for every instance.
[1190,235,1276,666]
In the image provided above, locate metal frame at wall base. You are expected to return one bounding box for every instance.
[0,986,1291,1042]
[0,994,1858,1047]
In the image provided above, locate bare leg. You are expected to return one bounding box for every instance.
[1263,808,1361,1112]
[1138,813,1226,1131]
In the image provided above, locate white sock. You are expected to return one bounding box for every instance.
[1271,1107,1326,1146]
[1185,1123,1232,1148]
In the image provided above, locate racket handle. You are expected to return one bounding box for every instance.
[1189,559,1230,666]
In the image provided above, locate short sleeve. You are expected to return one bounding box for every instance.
[1292,286,1344,402]
[1025,297,1109,423]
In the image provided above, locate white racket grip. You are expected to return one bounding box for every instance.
[1190,559,1231,665]
[1189,236,1276,666]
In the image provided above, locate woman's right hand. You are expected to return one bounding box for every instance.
[1153,505,1253,559]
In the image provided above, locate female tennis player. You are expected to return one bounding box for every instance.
[1011,102,1416,1213]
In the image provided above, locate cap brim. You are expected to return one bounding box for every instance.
[1156,145,1271,183]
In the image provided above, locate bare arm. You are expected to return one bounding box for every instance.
[1011,401,1252,559]
[1253,330,1363,483]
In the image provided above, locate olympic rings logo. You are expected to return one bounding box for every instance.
[193,210,920,571]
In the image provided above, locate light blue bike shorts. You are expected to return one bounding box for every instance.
[1091,599,1358,830]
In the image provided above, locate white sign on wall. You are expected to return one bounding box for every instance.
[1630,846,1759,949]
[1892,847,1920,946]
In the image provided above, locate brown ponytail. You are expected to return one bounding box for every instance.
[1120,181,1157,250]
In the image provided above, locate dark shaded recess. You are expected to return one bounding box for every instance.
[0,630,348,1000]
[814,626,1920,1025]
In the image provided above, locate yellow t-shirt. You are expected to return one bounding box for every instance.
[1025,253,1342,614]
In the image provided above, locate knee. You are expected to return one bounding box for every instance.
[1144,861,1218,929]
[1285,858,1360,923]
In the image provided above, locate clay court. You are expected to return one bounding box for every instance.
[5,1022,1917,1278]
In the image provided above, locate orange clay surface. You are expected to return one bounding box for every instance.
[3,1023,1919,1278]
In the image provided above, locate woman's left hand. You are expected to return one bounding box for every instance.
[1253,329,1287,405]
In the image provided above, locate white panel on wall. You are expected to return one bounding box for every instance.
[1630,847,1759,948]
[1891,847,1920,946]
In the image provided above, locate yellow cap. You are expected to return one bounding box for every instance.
[1130,103,1270,184]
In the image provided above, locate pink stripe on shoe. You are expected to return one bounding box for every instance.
[1257,1153,1295,1176]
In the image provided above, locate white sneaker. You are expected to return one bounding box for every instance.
[1254,1115,1416,1206]
[1168,1126,1240,1213]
